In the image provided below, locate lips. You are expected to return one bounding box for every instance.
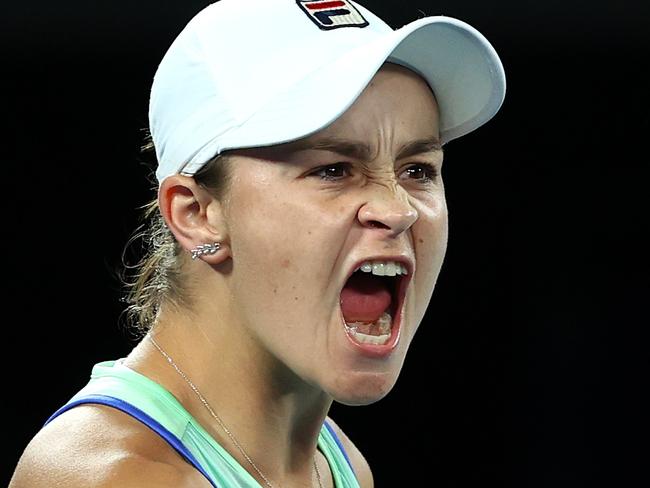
[337,255,414,357]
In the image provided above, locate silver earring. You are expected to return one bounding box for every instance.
[190,242,221,260]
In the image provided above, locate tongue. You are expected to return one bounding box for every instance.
[340,273,392,323]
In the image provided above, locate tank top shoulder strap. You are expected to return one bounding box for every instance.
[45,359,360,488]
[318,420,359,487]
[44,359,221,486]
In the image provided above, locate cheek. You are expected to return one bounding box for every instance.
[413,198,449,305]
[230,195,306,288]
[422,203,449,253]
[230,182,307,247]
[414,192,448,251]
[227,187,350,317]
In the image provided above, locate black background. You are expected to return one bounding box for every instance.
[3,1,649,487]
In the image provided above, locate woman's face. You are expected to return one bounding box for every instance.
[222,63,447,405]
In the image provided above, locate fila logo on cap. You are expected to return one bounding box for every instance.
[296,0,369,30]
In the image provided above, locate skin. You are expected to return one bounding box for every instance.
[10,62,448,488]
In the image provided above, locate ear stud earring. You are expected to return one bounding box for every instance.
[190,242,221,260]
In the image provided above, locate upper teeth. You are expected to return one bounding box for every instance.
[354,260,408,277]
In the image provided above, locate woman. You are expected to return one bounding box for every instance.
[10,1,505,487]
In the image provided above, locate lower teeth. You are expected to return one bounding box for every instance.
[345,311,393,345]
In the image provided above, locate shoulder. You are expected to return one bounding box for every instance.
[9,404,210,488]
[325,415,374,488]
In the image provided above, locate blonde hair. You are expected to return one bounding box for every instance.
[119,131,234,339]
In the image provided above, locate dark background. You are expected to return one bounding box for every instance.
[3,1,649,487]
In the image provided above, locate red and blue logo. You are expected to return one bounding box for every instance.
[296,0,369,30]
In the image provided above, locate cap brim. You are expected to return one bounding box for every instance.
[183,16,506,175]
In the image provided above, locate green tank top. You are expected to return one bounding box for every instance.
[44,358,360,488]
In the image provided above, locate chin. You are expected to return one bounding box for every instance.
[327,369,401,406]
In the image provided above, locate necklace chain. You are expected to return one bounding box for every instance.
[147,334,323,488]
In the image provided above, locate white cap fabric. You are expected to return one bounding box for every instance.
[149,0,506,183]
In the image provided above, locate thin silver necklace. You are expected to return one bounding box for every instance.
[147,334,324,488]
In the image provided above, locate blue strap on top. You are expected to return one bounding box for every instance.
[45,394,355,486]
[323,420,355,475]
[44,394,217,487]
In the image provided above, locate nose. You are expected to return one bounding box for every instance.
[357,185,418,237]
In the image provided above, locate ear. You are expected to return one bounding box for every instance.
[158,174,229,265]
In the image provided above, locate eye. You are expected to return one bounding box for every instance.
[310,163,352,181]
[402,163,439,184]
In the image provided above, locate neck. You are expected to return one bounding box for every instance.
[123,306,332,487]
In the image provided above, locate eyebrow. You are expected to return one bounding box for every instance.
[286,136,442,160]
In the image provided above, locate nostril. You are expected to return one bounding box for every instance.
[368,220,389,229]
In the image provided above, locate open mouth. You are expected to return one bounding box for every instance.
[338,262,410,352]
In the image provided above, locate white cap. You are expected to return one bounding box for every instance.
[149,0,506,183]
